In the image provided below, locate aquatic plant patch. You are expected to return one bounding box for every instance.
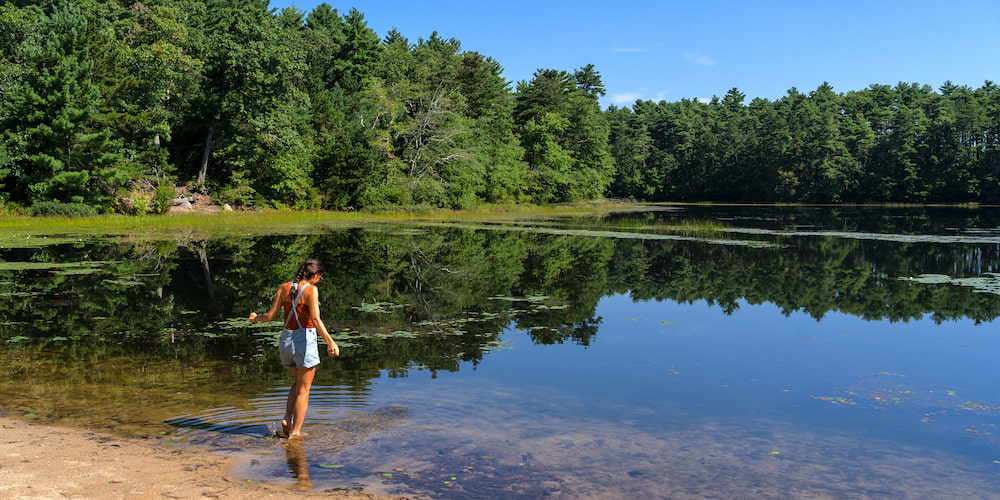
[900,273,1000,295]
[730,228,1000,245]
[0,260,111,272]
[353,301,409,314]
[408,221,782,248]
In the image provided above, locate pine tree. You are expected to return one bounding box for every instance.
[1,4,126,209]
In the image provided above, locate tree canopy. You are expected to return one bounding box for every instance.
[1,0,997,214]
[606,82,1000,203]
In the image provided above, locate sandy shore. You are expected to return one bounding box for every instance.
[0,418,396,499]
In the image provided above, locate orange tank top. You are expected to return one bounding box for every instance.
[282,282,314,329]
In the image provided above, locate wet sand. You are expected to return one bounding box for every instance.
[0,418,395,499]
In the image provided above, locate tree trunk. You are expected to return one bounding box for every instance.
[197,125,215,184]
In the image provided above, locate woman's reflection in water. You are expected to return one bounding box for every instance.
[284,439,313,491]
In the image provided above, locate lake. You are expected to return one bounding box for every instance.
[3,205,1000,498]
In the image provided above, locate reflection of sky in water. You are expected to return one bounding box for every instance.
[174,294,1000,498]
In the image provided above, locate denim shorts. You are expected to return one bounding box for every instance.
[278,327,320,369]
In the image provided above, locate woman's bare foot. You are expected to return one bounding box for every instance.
[274,419,292,438]
[288,431,309,439]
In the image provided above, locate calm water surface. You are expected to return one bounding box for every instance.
[4,206,1000,499]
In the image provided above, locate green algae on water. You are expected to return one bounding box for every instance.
[900,273,1000,295]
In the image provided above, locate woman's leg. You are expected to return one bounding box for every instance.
[281,373,296,437]
[283,366,316,438]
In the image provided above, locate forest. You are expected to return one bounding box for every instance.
[2,0,999,215]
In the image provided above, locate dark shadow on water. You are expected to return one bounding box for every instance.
[163,416,273,438]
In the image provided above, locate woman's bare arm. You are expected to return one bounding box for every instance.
[306,286,339,356]
[249,284,286,324]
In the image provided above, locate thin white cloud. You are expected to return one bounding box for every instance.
[609,90,678,105]
[612,92,644,105]
[682,52,717,66]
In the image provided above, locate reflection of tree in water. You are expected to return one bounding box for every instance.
[5,214,1000,374]
[0,224,994,354]
[610,233,1000,324]
[0,240,179,342]
[192,240,216,305]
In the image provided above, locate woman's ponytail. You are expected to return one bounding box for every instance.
[290,258,325,294]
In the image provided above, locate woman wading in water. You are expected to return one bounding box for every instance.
[249,258,339,438]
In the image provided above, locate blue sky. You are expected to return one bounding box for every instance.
[269,0,1000,108]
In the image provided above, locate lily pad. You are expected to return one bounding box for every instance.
[899,273,1000,296]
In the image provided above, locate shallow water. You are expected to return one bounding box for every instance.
[4,206,1000,498]
[163,296,1000,498]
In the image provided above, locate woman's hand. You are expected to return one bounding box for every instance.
[249,312,258,323]
[327,342,340,357]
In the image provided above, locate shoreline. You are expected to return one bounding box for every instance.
[0,417,395,499]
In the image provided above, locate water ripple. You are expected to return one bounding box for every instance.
[165,384,376,445]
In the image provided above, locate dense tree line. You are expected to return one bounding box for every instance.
[1,0,997,214]
[0,0,610,213]
[608,83,1000,203]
